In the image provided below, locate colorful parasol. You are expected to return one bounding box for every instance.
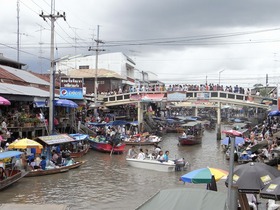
[222,129,242,137]
[0,96,11,105]
[221,136,245,146]
[8,138,43,150]
[181,167,229,184]
[54,99,78,108]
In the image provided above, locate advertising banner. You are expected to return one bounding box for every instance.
[60,77,83,99]
[197,92,210,100]
[167,92,186,101]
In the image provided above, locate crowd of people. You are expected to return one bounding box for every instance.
[100,83,254,96]
[127,144,170,162]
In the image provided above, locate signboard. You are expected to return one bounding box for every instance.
[197,92,210,100]
[60,77,83,88]
[60,77,83,99]
[167,92,186,101]
[60,87,83,99]
[37,134,75,145]
[130,94,164,102]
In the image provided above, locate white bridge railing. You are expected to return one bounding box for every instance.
[102,91,267,108]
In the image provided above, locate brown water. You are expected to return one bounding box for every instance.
[0,130,231,210]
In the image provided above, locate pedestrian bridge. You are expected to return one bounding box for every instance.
[102,91,269,109]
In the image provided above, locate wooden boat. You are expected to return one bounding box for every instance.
[88,136,125,154]
[126,158,176,172]
[178,135,202,145]
[70,145,90,158]
[25,160,86,177]
[178,121,204,145]
[0,151,28,190]
[68,133,90,158]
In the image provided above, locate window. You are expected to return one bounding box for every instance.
[79,65,89,69]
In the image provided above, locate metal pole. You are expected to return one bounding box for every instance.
[94,25,100,117]
[17,0,20,66]
[227,136,238,210]
[49,14,55,134]
[39,1,66,134]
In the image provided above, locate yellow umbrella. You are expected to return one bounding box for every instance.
[8,138,43,150]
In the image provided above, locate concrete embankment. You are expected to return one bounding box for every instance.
[0,204,68,210]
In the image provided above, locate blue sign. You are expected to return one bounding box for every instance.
[60,87,83,99]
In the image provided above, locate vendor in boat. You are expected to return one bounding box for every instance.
[51,150,59,164]
[181,131,187,138]
[39,156,46,170]
[0,167,7,181]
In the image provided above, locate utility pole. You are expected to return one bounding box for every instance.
[88,25,105,116]
[39,0,66,135]
[17,0,20,68]
[266,74,268,97]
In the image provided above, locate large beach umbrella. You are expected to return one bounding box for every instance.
[54,99,78,108]
[250,140,268,153]
[0,96,11,105]
[268,110,280,117]
[221,137,245,146]
[107,120,127,126]
[260,176,280,200]
[222,129,242,137]
[8,138,43,151]
[181,167,228,184]
[273,131,280,139]
[225,162,280,194]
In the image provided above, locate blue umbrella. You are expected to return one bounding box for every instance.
[107,120,127,126]
[268,110,280,117]
[221,137,245,146]
[54,99,78,108]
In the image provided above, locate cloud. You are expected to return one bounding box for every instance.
[1,0,280,87]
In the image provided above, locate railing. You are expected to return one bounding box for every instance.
[103,91,264,105]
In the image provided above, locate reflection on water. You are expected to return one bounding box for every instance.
[0,130,230,210]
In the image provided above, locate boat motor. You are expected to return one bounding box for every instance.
[174,158,188,171]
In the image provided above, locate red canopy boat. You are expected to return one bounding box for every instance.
[88,136,125,154]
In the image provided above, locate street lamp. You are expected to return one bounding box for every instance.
[219,69,225,86]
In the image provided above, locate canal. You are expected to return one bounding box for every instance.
[0,130,231,210]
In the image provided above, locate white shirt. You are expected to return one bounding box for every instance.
[137,152,145,160]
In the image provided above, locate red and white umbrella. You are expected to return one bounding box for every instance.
[0,96,11,105]
[222,129,242,137]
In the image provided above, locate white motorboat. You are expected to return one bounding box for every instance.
[126,158,176,172]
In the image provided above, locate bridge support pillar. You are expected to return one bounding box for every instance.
[216,101,222,140]
[137,102,144,133]
[194,106,198,116]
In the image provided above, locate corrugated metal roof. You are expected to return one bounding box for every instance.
[68,68,125,79]
[0,83,50,97]
[0,67,24,81]
[0,65,50,85]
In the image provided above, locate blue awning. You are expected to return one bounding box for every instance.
[0,151,23,159]
[69,134,89,141]
[33,101,48,108]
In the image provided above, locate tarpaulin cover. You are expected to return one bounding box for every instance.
[36,134,75,145]
[136,188,227,210]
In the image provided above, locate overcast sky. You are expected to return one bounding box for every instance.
[1,0,280,87]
